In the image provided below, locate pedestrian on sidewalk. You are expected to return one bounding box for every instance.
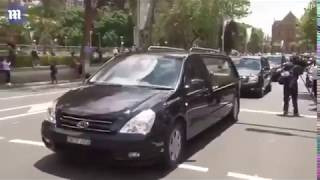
[31,49,40,67]
[278,56,304,116]
[1,58,12,86]
[7,43,16,68]
[50,61,58,84]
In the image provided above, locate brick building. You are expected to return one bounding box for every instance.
[271,12,298,53]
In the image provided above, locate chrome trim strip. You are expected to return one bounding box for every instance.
[212,83,236,92]
[62,115,112,124]
[61,124,111,133]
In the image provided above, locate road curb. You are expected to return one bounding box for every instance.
[0,80,82,90]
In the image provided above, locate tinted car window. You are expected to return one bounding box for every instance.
[261,58,270,69]
[89,54,183,88]
[267,56,282,66]
[202,57,231,76]
[234,58,261,71]
[184,55,209,85]
[202,56,235,86]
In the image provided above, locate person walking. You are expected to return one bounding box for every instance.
[50,61,58,84]
[31,49,40,67]
[1,58,12,86]
[279,56,304,116]
[7,43,16,68]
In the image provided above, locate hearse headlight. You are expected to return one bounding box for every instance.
[45,100,57,124]
[119,109,156,135]
[248,74,259,83]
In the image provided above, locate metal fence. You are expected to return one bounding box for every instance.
[0,44,115,58]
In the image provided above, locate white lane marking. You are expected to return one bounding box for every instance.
[0,137,5,140]
[0,110,46,121]
[227,172,272,180]
[9,139,44,147]
[0,102,50,112]
[178,164,209,172]
[0,90,67,101]
[27,102,51,113]
[240,108,317,119]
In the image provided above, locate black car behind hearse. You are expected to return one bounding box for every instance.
[41,46,240,168]
[234,56,272,98]
[267,55,286,81]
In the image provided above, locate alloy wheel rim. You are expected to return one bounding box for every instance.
[169,129,182,162]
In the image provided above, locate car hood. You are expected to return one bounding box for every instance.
[57,85,172,117]
[237,68,260,76]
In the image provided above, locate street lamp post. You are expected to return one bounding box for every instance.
[64,36,68,50]
[89,30,93,47]
[33,39,37,50]
[120,36,124,51]
[98,32,101,49]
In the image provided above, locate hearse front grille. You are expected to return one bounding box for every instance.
[59,113,113,133]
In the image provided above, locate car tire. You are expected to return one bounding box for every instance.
[266,83,272,92]
[162,122,185,169]
[257,87,264,98]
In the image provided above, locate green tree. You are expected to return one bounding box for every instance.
[95,10,134,47]
[299,0,316,50]
[247,28,264,53]
[56,8,84,46]
[234,23,248,52]
[151,0,250,49]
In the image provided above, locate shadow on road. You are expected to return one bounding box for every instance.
[34,117,236,180]
[245,128,316,139]
[237,122,316,134]
[298,92,314,101]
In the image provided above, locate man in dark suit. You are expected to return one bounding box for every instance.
[279,56,304,116]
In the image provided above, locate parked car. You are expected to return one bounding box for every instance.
[41,47,240,168]
[234,56,272,98]
[267,55,286,81]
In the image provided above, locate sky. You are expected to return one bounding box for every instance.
[238,0,310,36]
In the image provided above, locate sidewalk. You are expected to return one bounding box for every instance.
[0,65,101,85]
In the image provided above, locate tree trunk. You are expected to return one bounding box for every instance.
[80,0,96,79]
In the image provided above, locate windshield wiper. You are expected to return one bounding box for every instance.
[90,81,123,87]
[133,84,174,90]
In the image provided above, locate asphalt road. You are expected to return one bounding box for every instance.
[0,78,316,180]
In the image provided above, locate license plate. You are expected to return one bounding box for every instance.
[67,136,91,146]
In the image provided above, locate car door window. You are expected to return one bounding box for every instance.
[264,58,270,70]
[201,56,236,87]
[184,55,209,90]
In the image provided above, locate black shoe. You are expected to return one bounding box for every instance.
[294,113,300,117]
[283,112,288,116]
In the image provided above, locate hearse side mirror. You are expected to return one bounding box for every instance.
[185,78,205,90]
[85,73,91,79]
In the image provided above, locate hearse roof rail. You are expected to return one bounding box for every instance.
[189,47,220,54]
[147,46,187,52]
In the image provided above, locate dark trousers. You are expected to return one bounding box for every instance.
[4,70,10,83]
[50,73,57,83]
[283,87,298,114]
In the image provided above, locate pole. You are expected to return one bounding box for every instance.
[89,30,93,47]
[221,17,225,53]
[98,32,101,49]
